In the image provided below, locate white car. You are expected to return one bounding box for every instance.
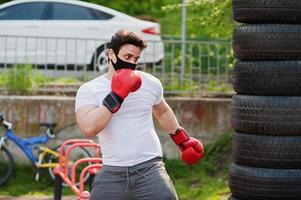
[0,0,164,73]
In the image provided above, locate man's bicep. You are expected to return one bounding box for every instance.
[75,84,98,111]
[153,98,169,117]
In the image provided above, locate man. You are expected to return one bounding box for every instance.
[75,29,204,200]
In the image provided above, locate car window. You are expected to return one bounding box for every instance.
[51,3,95,20]
[90,9,113,20]
[0,2,47,20]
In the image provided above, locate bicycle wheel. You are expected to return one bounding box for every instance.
[49,123,98,150]
[47,144,91,187]
[0,146,14,186]
[54,123,83,141]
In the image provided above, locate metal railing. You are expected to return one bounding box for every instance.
[0,35,234,94]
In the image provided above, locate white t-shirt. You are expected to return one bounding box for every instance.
[75,71,163,166]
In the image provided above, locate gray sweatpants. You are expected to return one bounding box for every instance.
[90,157,178,200]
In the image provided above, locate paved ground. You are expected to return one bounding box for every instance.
[0,196,76,200]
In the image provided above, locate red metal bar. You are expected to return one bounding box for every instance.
[78,191,90,200]
[71,157,102,185]
[53,166,80,195]
[54,139,102,199]
[59,139,95,166]
[79,164,102,192]
[64,143,100,177]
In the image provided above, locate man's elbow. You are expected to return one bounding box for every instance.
[81,126,99,138]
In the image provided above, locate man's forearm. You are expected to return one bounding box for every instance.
[155,105,180,134]
[153,99,204,165]
[76,105,113,138]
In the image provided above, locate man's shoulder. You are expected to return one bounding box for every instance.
[78,74,109,92]
[82,74,108,87]
[138,71,161,84]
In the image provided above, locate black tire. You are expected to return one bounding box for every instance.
[232,60,301,96]
[232,132,301,169]
[228,196,240,200]
[48,144,91,187]
[233,24,301,60]
[232,95,301,135]
[0,146,14,187]
[49,123,86,147]
[90,44,109,73]
[229,164,301,200]
[233,0,301,24]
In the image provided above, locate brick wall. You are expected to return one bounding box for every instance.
[0,95,233,162]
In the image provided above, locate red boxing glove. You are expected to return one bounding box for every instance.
[112,69,142,99]
[103,69,142,113]
[170,127,204,165]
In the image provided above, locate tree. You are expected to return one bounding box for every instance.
[163,0,234,39]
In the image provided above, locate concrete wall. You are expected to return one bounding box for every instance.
[0,95,233,163]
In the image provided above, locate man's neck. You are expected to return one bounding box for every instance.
[106,65,115,80]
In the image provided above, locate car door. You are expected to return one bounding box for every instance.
[0,2,47,65]
[42,2,115,66]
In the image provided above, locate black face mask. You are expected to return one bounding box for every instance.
[110,55,137,71]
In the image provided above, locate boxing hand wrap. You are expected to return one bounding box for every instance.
[103,92,123,113]
[102,69,142,113]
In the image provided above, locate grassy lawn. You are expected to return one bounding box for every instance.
[0,165,73,196]
[0,133,232,199]
[166,133,232,200]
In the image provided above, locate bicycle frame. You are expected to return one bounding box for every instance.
[36,146,60,168]
[3,128,50,165]
[0,113,94,187]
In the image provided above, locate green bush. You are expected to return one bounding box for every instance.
[204,80,233,92]
[47,77,82,85]
[0,73,6,87]
[163,78,199,92]
[5,64,34,95]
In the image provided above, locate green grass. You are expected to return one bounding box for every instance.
[44,77,83,85]
[202,81,234,93]
[0,133,232,198]
[0,165,73,196]
[165,133,232,200]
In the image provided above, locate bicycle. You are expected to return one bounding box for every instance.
[0,112,91,187]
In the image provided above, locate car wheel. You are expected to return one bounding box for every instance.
[96,49,109,73]
[90,44,109,73]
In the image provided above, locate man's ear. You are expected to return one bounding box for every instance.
[108,49,117,63]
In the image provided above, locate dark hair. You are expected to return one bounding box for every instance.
[108,29,147,55]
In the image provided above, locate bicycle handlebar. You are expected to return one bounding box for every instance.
[0,112,63,139]
[0,113,12,130]
[46,129,55,139]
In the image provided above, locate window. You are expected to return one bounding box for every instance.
[0,2,47,20]
[91,9,113,20]
[51,3,94,20]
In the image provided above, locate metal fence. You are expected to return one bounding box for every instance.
[0,35,233,94]
[151,38,233,94]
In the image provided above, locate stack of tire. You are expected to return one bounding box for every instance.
[229,1,301,200]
